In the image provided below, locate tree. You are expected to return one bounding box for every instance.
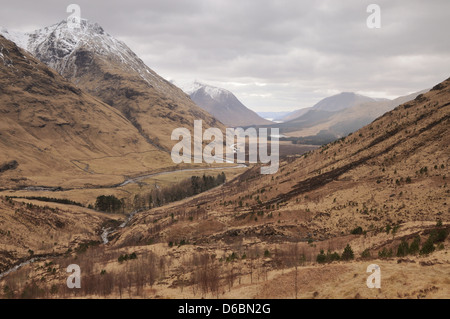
[420,238,435,255]
[409,236,421,255]
[396,240,409,257]
[341,244,354,261]
[95,195,123,213]
[351,227,363,235]
[316,250,327,264]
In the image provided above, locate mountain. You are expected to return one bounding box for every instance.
[314,92,383,112]
[280,92,382,123]
[278,107,313,122]
[183,82,273,127]
[284,92,381,123]
[0,35,171,189]
[1,20,222,151]
[283,91,427,140]
[277,92,380,134]
[276,91,425,141]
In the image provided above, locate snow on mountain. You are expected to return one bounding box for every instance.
[181,81,273,127]
[0,19,170,93]
[182,81,232,101]
[1,20,223,152]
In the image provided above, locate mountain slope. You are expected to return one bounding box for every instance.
[280,92,380,123]
[1,20,223,151]
[184,82,273,127]
[0,35,171,188]
[278,91,425,140]
[279,107,313,122]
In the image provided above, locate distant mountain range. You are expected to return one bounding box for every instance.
[183,82,272,127]
[272,91,428,143]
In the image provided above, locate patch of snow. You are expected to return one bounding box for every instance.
[2,19,177,96]
[0,28,30,50]
[181,81,231,100]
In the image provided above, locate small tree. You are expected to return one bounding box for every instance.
[341,244,354,261]
[316,250,327,264]
[361,249,371,259]
[396,240,409,257]
[420,238,435,255]
[409,236,421,255]
[351,227,363,235]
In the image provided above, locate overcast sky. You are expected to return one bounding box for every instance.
[1,0,449,112]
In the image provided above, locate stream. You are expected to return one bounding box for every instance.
[101,209,139,244]
[0,208,140,279]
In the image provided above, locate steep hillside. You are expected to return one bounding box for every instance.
[185,82,273,127]
[1,20,223,151]
[0,35,172,188]
[279,107,313,123]
[117,76,449,247]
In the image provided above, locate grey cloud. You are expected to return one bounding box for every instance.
[1,0,449,112]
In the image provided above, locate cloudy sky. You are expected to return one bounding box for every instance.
[1,0,449,112]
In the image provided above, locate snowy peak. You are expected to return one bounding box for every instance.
[183,81,232,101]
[0,19,169,91]
[182,81,272,127]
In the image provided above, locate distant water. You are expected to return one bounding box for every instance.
[270,134,287,138]
[264,118,284,124]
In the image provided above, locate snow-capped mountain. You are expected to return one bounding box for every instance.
[1,20,222,151]
[183,81,272,127]
[1,20,170,93]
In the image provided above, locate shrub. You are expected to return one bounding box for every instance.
[226,252,238,262]
[327,251,341,262]
[341,244,354,261]
[378,248,393,258]
[351,227,363,235]
[385,224,392,234]
[361,249,371,259]
[118,254,128,263]
[316,250,327,264]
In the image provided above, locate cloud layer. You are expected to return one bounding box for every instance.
[1,0,449,111]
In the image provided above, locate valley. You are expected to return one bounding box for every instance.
[0,5,448,300]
